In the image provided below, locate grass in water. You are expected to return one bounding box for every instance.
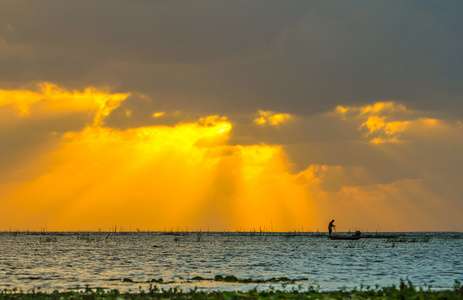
[190,275,306,284]
[1,280,462,299]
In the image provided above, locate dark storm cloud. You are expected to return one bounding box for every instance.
[1,1,297,62]
[213,2,463,115]
[0,1,462,117]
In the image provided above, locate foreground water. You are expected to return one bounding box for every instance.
[0,232,461,292]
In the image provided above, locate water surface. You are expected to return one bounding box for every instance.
[0,232,461,292]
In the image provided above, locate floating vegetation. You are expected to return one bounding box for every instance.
[193,275,308,284]
[121,278,165,284]
[146,278,164,284]
[121,278,163,284]
[39,237,57,243]
[1,280,462,299]
[119,275,307,285]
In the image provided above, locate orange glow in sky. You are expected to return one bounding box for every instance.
[1,84,462,232]
[2,3,462,233]
[0,84,320,231]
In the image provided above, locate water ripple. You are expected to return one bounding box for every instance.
[0,232,461,292]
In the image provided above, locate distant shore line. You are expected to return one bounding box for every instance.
[1,230,461,235]
[2,230,462,236]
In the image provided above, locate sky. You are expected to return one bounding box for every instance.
[1,1,462,232]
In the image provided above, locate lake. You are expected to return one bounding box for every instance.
[0,232,462,292]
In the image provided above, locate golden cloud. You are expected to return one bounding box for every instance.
[152,112,165,118]
[361,116,386,133]
[360,116,410,144]
[0,83,130,126]
[4,88,459,232]
[336,101,407,118]
[254,110,292,126]
[0,89,42,115]
[336,101,437,144]
[0,83,324,231]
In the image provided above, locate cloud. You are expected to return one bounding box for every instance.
[0,24,462,232]
[336,102,408,119]
[1,84,463,231]
[1,2,462,118]
[152,112,165,118]
[360,116,410,144]
[335,101,441,144]
[0,83,324,231]
[254,110,292,126]
[0,83,130,185]
[0,88,42,115]
[0,83,129,121]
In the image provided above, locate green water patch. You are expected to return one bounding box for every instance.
[191,275,307,284]
[119,275,308,284]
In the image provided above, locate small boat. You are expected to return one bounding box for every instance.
[329,230,362,240]
[329,235,361,240]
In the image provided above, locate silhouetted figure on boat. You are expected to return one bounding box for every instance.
[328,220,335,237]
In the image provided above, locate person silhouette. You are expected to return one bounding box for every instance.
[328,220,335,237]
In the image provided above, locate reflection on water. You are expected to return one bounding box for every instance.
[0,232,462,292]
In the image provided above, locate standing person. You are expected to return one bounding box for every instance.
[328,220,335,237]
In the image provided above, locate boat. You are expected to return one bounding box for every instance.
[329,230,362,240]
[329,235,361,240]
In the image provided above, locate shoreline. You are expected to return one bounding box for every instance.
[1,281,462,299]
